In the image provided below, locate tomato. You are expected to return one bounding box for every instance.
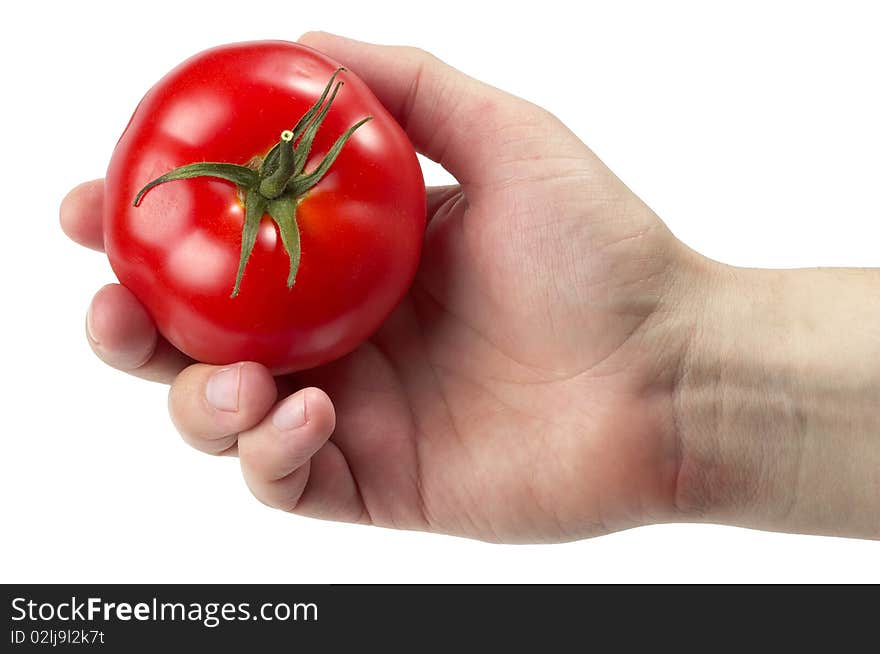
[104,41,426,374]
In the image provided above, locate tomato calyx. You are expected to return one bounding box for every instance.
[131,68,372,297]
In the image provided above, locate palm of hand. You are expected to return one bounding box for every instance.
[297,128,684,542]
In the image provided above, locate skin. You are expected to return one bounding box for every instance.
[61,32,880,543]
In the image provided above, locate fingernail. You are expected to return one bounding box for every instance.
[86,306,99,344]
[273,391,308,431]
[206,366,241,412]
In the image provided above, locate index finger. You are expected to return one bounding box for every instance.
[297,32,546,187]
[60,179,105,251]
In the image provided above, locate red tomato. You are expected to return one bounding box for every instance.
[104,41,426,374]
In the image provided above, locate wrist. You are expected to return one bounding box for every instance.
[670,258,880,538]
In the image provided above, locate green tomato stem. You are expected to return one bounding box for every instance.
[258,130,295,199]
[130,68,370,298]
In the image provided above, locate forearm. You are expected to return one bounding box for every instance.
[673,258,880,538]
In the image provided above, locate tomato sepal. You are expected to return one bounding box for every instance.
[232,190,268,297]
[266,194,301,289]
[132,163,259,207]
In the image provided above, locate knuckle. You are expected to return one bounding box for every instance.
[251,481,300,513]
[401,45,439,66]
[182,432,237,456]
[275,488,304,514]
[243,476,275,509]
[244,461,308,513]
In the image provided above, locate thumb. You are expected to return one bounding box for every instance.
[298,32,573,187]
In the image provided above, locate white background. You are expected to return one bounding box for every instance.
[2,1,878,582]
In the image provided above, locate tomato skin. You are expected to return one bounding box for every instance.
[105,41,426,374]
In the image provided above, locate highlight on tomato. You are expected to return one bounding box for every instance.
[104,41,426,374]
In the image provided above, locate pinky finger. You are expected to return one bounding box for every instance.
[238,388,336,512]
[245,440,368,524]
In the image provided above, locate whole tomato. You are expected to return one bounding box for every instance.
[104,41,426,374]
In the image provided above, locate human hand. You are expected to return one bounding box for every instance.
[62,33,880,543]
[59,32,698,542]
